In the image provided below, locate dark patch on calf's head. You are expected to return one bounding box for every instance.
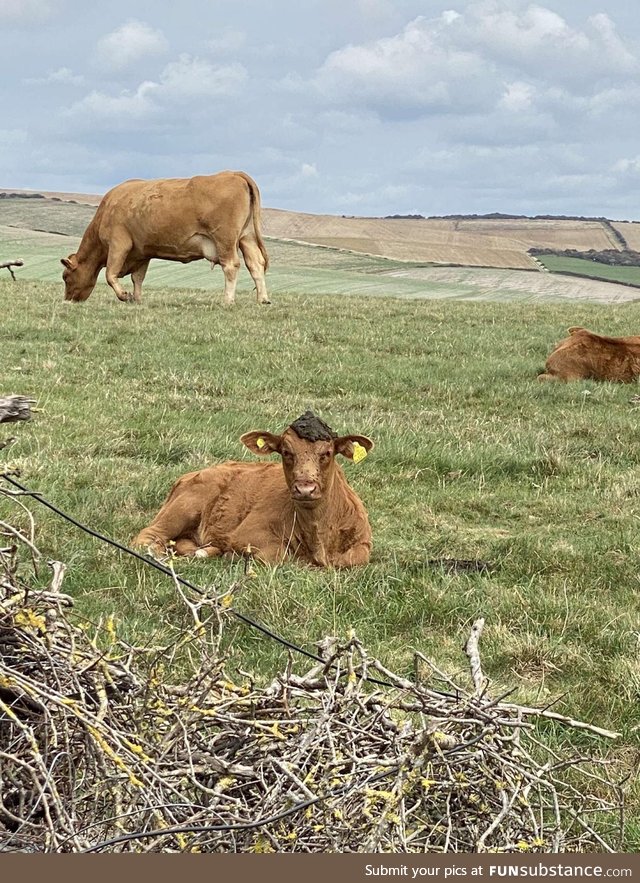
[289,410,337,442]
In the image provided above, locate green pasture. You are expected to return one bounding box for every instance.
[1,278,639,845]
[538,254,640,287]
[0,198,639,847]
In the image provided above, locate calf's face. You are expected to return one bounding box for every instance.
[241,427,373,507]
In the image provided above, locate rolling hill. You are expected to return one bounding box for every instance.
[1,189,639,303]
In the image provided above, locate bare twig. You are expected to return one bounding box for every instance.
[464,617,486,696]
[0,394,34,423]
[0,259,24,281]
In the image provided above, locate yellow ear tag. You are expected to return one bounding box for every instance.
[256,438,266,450]
[352,442,367,463]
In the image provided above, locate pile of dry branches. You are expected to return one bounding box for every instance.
[0,489,624,853]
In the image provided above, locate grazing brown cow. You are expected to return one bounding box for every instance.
[539,327,640,382]
[134,412,374,568]
[61,170,270,305]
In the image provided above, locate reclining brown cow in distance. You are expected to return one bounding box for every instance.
[539,327,640,382]
[134,411,374,568]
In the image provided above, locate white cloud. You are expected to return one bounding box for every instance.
[0,0,54,21]
[63,55,247,131]
[454,3,638,86]
[314,13,495,117]
[25,66,84,86]
[441,10,461,25]
[159,55,247,99]
[500,81,536,112]
[64,81,160,130]
[206,28,246,55]
[311,4,640,120]
[613,156,640,175]
[95,20,169,72]
[300,162,318,178]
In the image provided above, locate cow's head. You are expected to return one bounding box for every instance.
[241,411,373,507]
[61,254,99,302]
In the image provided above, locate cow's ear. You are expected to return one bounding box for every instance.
[60,256,77,270]
[334,434,374,462]
[240,431,282,456]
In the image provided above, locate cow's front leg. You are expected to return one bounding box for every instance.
[330,543,372,569]
[173,538,222,558]
[105,236,134,302]
[226,533,286,565]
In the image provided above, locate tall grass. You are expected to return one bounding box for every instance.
[1,278,639,846]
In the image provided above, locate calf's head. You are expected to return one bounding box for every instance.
[241,411,373,507]
[61,254,99,302]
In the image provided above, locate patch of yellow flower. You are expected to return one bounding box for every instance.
[14,608,46,634]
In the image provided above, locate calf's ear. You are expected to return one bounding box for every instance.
[334,434,374,462]
[240,431,282,456]
[60,255,78,270]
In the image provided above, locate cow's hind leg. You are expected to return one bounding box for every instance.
[105,233,135,302]
[217,245,241,306]
[134,481,203,556]
[239,236,270,304]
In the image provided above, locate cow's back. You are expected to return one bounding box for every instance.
[544,328,640,382]
[95,172,254,253]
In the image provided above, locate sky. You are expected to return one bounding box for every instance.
[2,0,640,219]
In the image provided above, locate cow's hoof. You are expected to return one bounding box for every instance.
[194,548,209,558]
[260,299,272,305]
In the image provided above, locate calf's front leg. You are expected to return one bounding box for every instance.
[330,543,372,569]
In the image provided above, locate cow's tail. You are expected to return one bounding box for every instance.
[237,171,270,271]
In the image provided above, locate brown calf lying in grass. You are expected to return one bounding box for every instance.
[134,411,374,568]
[539,327,640,382]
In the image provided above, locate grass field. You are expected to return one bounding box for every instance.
[538,254,640,287]
[1,196,640,847]
[1,276,639,847]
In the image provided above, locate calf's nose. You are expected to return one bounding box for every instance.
[292,480,320,499]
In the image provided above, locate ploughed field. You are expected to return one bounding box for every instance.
[1,195,639,846]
